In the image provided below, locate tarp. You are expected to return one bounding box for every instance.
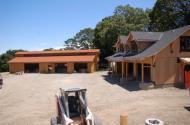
[185,71,190,88]
[180,58,190,64]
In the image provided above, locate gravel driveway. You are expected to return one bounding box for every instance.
[0,71,190,125]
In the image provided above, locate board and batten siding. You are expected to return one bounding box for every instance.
[155,29,190,85]
[9,63,24,73]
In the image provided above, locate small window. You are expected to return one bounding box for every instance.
[180,36,190,52]
[131,41,138,53]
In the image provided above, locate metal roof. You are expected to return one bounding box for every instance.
[16,49,100,55]
[124,25,190,60]
[8,55,95,63]
[131,31,163,42]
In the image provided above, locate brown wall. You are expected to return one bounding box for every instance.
[39,63,48,73]
[87,62,95,73]
[155,29,190,85]
[39,63,55,73]
[67,63,74,73]
[137,42,154,52]
[9,63,24,73]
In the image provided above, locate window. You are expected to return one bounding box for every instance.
[131,41,138,53]
[180,36,190,52]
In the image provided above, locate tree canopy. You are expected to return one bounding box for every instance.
[64,28,95,50]
[93,5,150,63]
[149,0,190,31]
[0,49,25,72]
[43,48,55,51]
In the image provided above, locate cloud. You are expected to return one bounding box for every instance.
[28,42,65,51]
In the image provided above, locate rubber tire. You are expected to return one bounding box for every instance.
[50,116,58,125]
[94,116,102,125]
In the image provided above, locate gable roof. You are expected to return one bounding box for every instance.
[119,35,128,44]
[113,35,128,47]
[124,25,190,60]
[130,31,163,42]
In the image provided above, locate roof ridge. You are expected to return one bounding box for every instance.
[130,31,163,33]
[16,49,100,55]
[164,25,190,33]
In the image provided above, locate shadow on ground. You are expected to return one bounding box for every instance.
[102,75,140,91]
[184,107,190,112]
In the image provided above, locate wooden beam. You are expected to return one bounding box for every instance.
[141,63,144,83]
[133,62,137,79]
[120,113,128,125]
[122,61,124,78]
[152,55,157,67]
[126,62,128,80]
[115,62,118,75]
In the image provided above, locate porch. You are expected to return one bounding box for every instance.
[109,61,154,89]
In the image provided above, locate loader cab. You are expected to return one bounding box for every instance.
[64,88,87,118]
[56,88,88,125]
[51,88,98,125]
[68,93,81,118]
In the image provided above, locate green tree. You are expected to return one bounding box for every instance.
[43,48,54,51]
[93,5,150,64]
[0,49,26,72]
[64,28,95,50]
[149,0,190,31]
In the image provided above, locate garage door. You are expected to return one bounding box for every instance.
[55,63,67,73]
[24,63,39,73]
[74,63,87,73]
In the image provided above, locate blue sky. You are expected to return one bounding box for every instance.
[0,0,156,54]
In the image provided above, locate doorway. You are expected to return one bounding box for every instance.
[137,63,142,81]
[74,63,87,73]
[116,62,122,75]
[144,64,151,82]
[24,63,39,73]
[55,63,67,73]
[128,63,134,79]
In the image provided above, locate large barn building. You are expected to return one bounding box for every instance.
[8,49,99,73]
[106,25,190,88]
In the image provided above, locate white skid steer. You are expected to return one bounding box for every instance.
[51,88,101,125]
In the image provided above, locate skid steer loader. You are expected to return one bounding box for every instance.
[51,88,101,125]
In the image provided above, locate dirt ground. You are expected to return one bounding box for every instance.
[0,71,190,125]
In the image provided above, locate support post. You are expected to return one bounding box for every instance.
[133,62,137,80]
[126,62,128,80]
[110,62,113,75]
[120,113,128,125]
[122,61,124,78]
[141,63,144,83]
[115,62,118,75]
[108,61,111,69]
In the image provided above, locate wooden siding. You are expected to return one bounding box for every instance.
[9,63,24,73]
[155,29,190,85]
[67,63,74,73]
[87,62,95,73]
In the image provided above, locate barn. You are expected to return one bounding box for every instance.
[8,49,99,73]
[106,25,190,88]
